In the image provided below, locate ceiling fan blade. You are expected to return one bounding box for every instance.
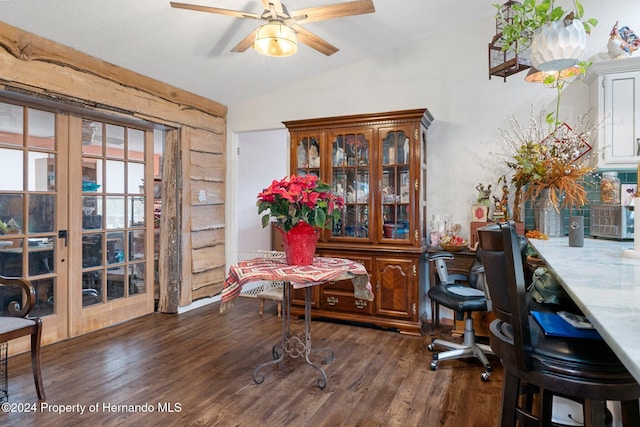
[170,2,261,20]
[291,24,339,56]
[231,29,258,53]
[291,0,374,24]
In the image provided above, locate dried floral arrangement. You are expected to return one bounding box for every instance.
[498,107,598,220]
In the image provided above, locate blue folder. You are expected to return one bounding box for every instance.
[531,311,602,340]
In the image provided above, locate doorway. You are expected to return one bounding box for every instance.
[236,129,288,253]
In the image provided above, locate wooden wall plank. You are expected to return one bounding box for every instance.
[191,228,225,249]
[192,245,225,273]
[190,129,224,154]
[180,127,194,307]
[192,267,226,291]
[192,282,224,300]
[190,181,225,206]
[191,205,225,231]
[190,151,225,181]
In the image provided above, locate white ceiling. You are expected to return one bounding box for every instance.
[0,0,495,107]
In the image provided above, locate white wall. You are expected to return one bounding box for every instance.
[227,0,640,244]
[236,129,288,251]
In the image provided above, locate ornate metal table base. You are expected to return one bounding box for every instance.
[252,284,334,389]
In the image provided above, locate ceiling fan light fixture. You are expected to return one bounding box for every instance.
[253,20,298,57]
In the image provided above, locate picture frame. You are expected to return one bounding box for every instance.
[471,205,489,222]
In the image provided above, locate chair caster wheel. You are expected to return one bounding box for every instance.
[427,343,435,351]
[481,371,490,381]
[430,361,437,371]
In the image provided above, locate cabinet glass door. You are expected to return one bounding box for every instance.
[380,129,411,241]
[329,130,371,239]
[294,135,321,177]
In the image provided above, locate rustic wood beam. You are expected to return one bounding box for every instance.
[0,21,226,120]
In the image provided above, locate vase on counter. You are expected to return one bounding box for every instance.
[279,222,319,266]
[568,215,584,247]
[534,188,564,237]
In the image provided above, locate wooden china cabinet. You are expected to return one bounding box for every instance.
[283,109,434,335]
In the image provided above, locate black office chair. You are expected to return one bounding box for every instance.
[427,251,493,381]
[478,221,640,427]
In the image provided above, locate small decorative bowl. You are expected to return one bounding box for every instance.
[439,242,468,252]
[82,181,101,192]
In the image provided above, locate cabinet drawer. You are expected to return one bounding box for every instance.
[320,287,374,314]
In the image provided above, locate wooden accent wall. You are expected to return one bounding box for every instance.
[180,127,227,306]
[0,21,227,312]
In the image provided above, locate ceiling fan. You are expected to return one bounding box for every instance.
[170,0,375,56]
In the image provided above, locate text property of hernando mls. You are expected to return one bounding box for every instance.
[1,401,183,415]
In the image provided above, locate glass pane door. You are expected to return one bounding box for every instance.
[80,119,148,308]
[329,130,371,239]
[0,100,73,349]
[0,102,59,318]
[294,135,321,177]
[380,129,411,241]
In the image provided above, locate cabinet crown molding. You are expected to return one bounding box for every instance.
[585,56,640,83]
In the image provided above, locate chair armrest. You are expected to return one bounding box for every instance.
[428,253,455,261]
[0,275,36,318]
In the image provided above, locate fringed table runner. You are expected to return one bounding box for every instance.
[221,257,374,313]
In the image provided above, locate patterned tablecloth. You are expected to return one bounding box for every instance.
[220,257,374,313]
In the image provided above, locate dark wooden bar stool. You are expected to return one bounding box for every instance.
[478,222,640,427]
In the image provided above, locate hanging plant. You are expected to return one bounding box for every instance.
[495,0,598,57]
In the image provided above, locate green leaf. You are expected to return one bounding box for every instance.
[574,0,584,19]
[315,209,327,228]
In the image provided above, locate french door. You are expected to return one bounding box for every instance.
[68,115,155,336]
[0,99,156,350]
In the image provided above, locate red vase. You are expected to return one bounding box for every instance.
[279,222,319,265]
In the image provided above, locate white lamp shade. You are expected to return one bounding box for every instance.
[253,21,298,57]
[530,19,587,71]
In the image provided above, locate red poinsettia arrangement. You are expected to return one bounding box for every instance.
[257,175,344,232]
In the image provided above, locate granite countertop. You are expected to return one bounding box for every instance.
[528,237,640,383]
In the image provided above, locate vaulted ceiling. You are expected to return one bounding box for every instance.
[0,0,494,106]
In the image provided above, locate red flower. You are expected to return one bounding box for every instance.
[257,175,344,232]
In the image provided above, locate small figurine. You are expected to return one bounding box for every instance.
[492,196,505,221]
[608,21,640,59]
[308,145,320,168]
[297,145,307,167]
[403,137,409,163]
[499,176,511,220]
[476,183,492,206]
[334,146,344,166]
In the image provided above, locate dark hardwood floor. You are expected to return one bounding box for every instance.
[2,297,503,426]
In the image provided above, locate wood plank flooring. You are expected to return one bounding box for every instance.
[1,298,503,426]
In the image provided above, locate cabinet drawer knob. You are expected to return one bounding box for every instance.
[326,296,339,306]
[355,299,368,309]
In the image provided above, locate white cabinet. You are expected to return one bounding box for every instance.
[588,57,640,168]
[602,71,640,165]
